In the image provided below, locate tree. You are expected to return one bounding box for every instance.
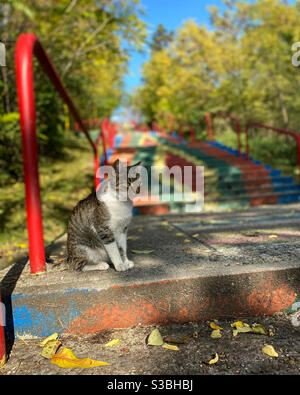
[149,23,174,52]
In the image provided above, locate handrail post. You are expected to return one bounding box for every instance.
[15,34,46,274]
[204,114,213,140]
[189,126,196,143]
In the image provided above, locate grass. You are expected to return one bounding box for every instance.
[0,132,100,269]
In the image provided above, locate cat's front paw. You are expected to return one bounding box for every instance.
[124,259,135,269]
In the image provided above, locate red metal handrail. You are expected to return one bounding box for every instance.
[245,121,300,182]
[0,294,5,367]
[208,113,242,156]
[204,114,214,140]
[15,33,101,274]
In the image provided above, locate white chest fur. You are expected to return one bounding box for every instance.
[98,186,133,233]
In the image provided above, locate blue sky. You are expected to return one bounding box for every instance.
[124,0,226,92]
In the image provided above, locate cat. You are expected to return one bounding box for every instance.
[66,159,141,272]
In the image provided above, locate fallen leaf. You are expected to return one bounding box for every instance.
[251,323,268,335]
[131,249,154,254]
[147,328,164,346]
[176,233,184,236]
[164,335,190,344]
[210,329,222,339]
[192,331,198,339]
[232,322,268,336]
[205,353,219,365]
[162,343,179,351]
[104,339,119,347]
[51,347,110,368]
[231,321,249,328]
[262,344,278,357]
[269,235,278,238]
[184,239,191,243]
[40,333,59,347]
[210,322,223,330]
[192,233,199,237]
[41,339,62,359]
[268,327,276,336]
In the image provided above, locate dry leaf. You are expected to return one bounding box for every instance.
[40,333,59,347]
[231,321,249,328]
[210,322,223,330]
[268,327,276,336]
[193,331,198,339]
[205,353,219,365]
[176,233,184,236]
[251,323,268,335]
[184,239,191,243]
[162,343,179,351]
[147,329,164,346]
[269,235,278,238]
[51,347,110,368]
[104,339,119,347]
[262,345,278,357]
[131,249,154,254]
[41,339,62,359]
[232,322,268,336]
[192,234,199,237]
[210,329,222,339]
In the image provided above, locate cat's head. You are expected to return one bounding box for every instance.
[111,159,142,200]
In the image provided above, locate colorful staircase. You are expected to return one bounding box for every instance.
[100,130,300,213]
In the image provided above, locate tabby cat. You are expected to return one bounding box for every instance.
[66,159,141,271]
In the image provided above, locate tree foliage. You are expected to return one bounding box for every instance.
[133,0,300,137]
[0,0,146,184]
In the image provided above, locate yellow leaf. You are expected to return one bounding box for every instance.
[104,339,119,347]
[251,323,268,335]
[210,322,223,330]
[176,233,184,236]
[184,239,190,243]
[262,345,278,357]
[17,243,27,248]
[147,328,164,346]
[51,347,110,368]
[41,339,62,359]
[231,321,249,328]
[193,331,198,339]
[210,329,222,339]
[162,343,179,351]
[269,235,278,238]
[207,353,219,365]
[192,234,199,237]
[40,333,59,347]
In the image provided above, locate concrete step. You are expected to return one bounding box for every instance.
[1,204,300,338]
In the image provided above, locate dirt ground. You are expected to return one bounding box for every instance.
[1,312,299,376]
